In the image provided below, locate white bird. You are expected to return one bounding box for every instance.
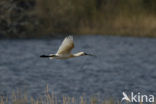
[40,36,94,59]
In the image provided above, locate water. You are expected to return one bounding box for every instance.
[0,35,156,100]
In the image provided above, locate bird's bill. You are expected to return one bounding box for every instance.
[85,53,96,56]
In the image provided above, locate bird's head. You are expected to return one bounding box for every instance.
[76,52,95,56]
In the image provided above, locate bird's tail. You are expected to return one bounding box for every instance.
[40,54,56,59]
[40,55,51,58]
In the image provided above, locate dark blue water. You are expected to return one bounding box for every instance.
[0,36,156,100]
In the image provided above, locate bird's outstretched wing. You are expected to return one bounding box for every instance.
[56,36,74,55]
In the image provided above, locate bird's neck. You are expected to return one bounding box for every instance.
[73,52,83,57]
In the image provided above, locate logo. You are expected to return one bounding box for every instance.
[121,92,131,102]
[121,92,154,103]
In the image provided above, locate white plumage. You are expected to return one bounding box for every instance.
[56,36,74,55]
[40,36,94,59]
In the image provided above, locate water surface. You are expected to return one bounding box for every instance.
[0,36,156,100]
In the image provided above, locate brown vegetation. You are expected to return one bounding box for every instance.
[0,0,156,38]
[0,85,117,104]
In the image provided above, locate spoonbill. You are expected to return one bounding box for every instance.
[40,36,94,59]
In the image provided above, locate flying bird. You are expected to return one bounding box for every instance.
[40,36,94,59]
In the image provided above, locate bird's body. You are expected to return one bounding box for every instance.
[49,53,73,59]
[40,36,94,59]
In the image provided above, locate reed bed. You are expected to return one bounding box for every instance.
[0,85,117,104]
[0,85,155,104]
